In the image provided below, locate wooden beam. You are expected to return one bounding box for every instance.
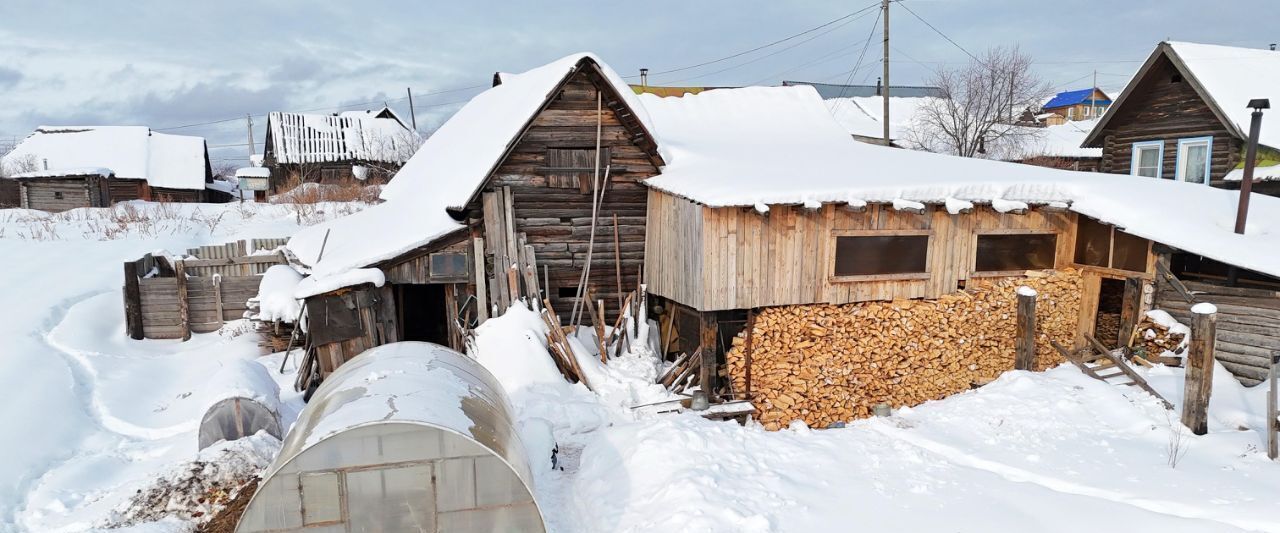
[174,260,191,342]
[1015,287,1037,371]
[1182,305,1217,435]
[699,312,719,403]
[472,237,489,324]
[1269,353,1279,460]
[122,261,144,340]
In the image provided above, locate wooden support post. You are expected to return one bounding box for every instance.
[122,261,144,340]
[1118,277,1142,348]
[212,275,225,329]
[1015,287,1037,371]
[445,284,462,351]
[699,312,719,403]
[174,260,191,341]
[1182,304,1218,435]
[744,309,756,399]
[472,237,489,324]
[1269,352,1279,460]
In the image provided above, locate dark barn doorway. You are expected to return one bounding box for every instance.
[395,284,450,346]
[1094,278,1126,347]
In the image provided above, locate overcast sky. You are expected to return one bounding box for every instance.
[1,0,1275,168]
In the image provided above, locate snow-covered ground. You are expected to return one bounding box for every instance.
[0,201,363,532]
[3,200,1279,532]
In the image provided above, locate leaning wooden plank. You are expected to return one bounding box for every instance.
[583,291,608,362]
[473,237,489,324]
[543,299,591,391]
[1049,339,1104,380]
[1086,334,1175,410]
[656,351,692,386]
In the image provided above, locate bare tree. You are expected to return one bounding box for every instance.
[0,153,38,177]
[906,46,1053,158]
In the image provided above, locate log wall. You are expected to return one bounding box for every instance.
[1154,277,1280,386]
[726,269,1084,430]
[1095,54,1243,186]
[18,177,101,212]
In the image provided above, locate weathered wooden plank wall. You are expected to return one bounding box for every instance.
[647,196,1083,312]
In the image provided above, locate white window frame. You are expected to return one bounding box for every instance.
[1174,136,1213,184]
[1130,140,1164,179]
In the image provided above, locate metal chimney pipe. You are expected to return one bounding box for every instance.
[1235,99,1270,235]
[640,68,649,88]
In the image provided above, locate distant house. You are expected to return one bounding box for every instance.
[1043,88,1111,122]
[630,85,728,97]
[1005,119,1103,172]
[1083,41,1280,196]
[261,105,418,193]
[0,126,223,208]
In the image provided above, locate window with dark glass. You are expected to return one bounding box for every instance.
[833,234,929,277]
[1073,216,1150,272]
[975,233,1057,272]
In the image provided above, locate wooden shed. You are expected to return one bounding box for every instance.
[261,106,417,194]
[12,169,114,212]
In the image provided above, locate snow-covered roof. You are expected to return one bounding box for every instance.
[264,109,417,165]
[1224,164,1280,182]
[1006,119,1103,160]
[639,85,1280,279]
[0,126,209,190]
[825,96,941,141]
[290,53,650,279]
[1044,88,1110,109]
[11,167,113,179]
[234,167,270,178]
[1088,42,1280,150]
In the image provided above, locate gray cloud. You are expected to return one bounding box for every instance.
[0,66,20,88]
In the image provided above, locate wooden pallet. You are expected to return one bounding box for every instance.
[1050,336,1174,410]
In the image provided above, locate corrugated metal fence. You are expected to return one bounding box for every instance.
[123,238,288,340]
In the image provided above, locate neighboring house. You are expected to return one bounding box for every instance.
[782,80,945,99]
[0,126,223,207]
[261,105,418,193]
[630,85,727,97]
[825,95,943,146]
[1043,88,1111,121]
[1083,41,1280,196]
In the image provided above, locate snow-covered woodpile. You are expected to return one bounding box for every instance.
[727,269,1084,430]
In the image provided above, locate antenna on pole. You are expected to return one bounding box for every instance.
[882,0,891,144]
[407,87,418,131]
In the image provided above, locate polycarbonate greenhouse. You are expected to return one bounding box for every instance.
[236,342,546,532]
[198,358,282,450]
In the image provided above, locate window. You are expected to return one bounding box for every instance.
[53,191,63,200]
[1073,216,1150,272]
[299,471,342,525]
[429,252,468,279]
[974,233,1057,272]
[1131,141,1164,178]
[1175,137,1212,184]
[545,147,611,189]
[1067,107,1074,120]
[833,232,930,279]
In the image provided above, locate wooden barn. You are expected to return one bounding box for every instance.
[10,168,115,211]
[283,53,663,382]
[261,106,418,194]
[636,84,1280,427]
[1083,41,1280,196]
[0,126,223,207]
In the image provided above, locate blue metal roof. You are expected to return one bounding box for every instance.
[1044,88,1111,109]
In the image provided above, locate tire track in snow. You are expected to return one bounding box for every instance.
[867,421,1274,533]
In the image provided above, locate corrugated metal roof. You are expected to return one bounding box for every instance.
[1044,88,1111,109]
[782,81,945,99]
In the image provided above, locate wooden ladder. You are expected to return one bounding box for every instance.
[1050,335,1174,410]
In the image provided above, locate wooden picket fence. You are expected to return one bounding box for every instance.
[123,238,288,340]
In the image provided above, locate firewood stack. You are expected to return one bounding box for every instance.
[726,269,1084,430]
[1131,313,1188,363]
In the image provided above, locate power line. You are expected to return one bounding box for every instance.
[631,2,881,79]
[828,8,883,114]
[661,8,877,85]
[895,0,980,64]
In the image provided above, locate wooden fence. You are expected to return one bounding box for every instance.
[124,239,288,340]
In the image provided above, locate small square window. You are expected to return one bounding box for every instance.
[833,234,930,278]
[54,191,64,200]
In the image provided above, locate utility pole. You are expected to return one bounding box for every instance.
[1091,70,1097,118]
[881,0,890,144]
[245,114,255,156]
[407,87,418,132]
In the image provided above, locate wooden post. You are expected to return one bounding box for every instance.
[1118,277,1142,347]
[1015,286,1037,371]
[472,237,489,324]
[174,260,191,341]
[212,275,225,329]
[1182,303,1217,435]
[1269,352,1278,460]
[699,312,719,403]
[744,309,756,399]
[123,261,144,340]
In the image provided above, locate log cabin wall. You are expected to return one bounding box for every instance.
[107,179,148,203]
[18,177,102,211]
[474,69,661,322]
[150,187,205,203]
[1095,55,1242,186]
[646,193,1082,311]
[1153,276,1280,386]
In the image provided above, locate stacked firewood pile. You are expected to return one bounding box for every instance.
[726,269,1084,431]
[1130,311,1188,365]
